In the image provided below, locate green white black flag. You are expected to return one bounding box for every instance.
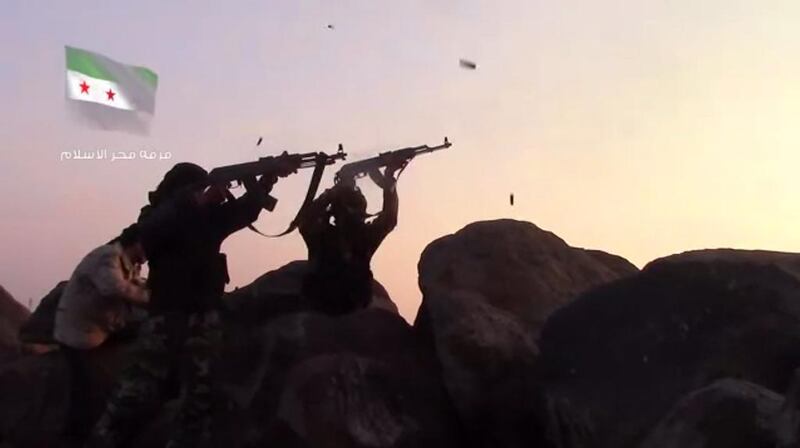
[65,46,158,133]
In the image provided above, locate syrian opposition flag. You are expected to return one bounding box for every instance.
[65,46,158,133]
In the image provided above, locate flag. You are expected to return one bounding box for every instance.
[65,46,158,134]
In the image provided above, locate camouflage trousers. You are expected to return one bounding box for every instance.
[87,309,222,448]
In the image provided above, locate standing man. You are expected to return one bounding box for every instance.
[54,224,149,446]
[87,160,295,448]
[298,161,401,315]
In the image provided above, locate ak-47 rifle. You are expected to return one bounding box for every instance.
[207,146,347,235]
[208,145,347,189]
[334,137,452,187]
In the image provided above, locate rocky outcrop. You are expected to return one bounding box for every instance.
[7,225,800,448]
[0,339,136,445]
[232,310,462,448]
[415,219,638,446]
[1,263,452,448]
[537,249,800,448]
[0,285,30,364]
[639,379,783,448]
[776,368,800,447]
[115,309,463,448]
[225,260,398,324]
[649,249,800,279]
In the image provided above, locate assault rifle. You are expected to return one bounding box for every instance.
[207,146,347,238]
[334,137,451,187]
[208,145,347,188]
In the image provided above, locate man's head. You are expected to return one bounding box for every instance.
[118,224,146,264]
[149,162,209,205]
[330,186,368,228]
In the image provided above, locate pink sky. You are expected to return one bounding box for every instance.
[2,1,800,320]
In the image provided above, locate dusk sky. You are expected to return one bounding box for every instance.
[2,1,799,320]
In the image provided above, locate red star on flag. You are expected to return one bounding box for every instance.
[79,81,90,94]
[106,89,116,101]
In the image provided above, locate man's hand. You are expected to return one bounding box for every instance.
[381,156,407,189]
[242,176,261,192]
[256,155,300,193]
[257,174,279,194]
[273,154,301,178]
[243,175,278,211]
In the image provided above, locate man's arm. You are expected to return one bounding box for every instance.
[91,247,150,305]
[367,166,399,246]
[212,157,299,237]
[370,182,398,235]
[298,188,335,239]
[211,176,272,237]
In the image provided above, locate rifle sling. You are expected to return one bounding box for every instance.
[247,157,328,237]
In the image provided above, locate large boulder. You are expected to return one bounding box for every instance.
[126,310,462,448]
[417,220,637,338]
[651,249,800,279]
[776,368,800,447]
[0,339,136,446]
[537,249,800,448]
[231,309,463,448]
[414,219,637,445]
[225,260,398,325]
[0,285,30,364]
[639,379,784,448]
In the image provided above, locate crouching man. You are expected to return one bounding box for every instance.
[54,224,149,446]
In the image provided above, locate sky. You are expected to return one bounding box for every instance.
[1,1,800,321]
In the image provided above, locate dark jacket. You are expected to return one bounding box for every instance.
[138,184,266,313]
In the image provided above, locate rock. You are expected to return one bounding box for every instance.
[277,354,414,447]
[537,249,800,448]
[131,310,461,448]
[639,379,783,448]
[418,220,637,338]
[229,309,463,448]
[649,249,800,280]
[17,281,67,346]
[414,286,539,433]
[0,285,30,365]
[0,340,136,446]
[414,219,637,445]
[776,368,800,447]
[0,264,450,448]
[585,249,641,279]
[225,260,398,325]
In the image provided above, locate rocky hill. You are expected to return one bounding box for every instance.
[537,248,800,447]
[0,285,29,364]
[2,222,800,448]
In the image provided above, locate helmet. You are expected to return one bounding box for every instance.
[332,186,368,219]
[149,162,208,205]
[118,223,141,247]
